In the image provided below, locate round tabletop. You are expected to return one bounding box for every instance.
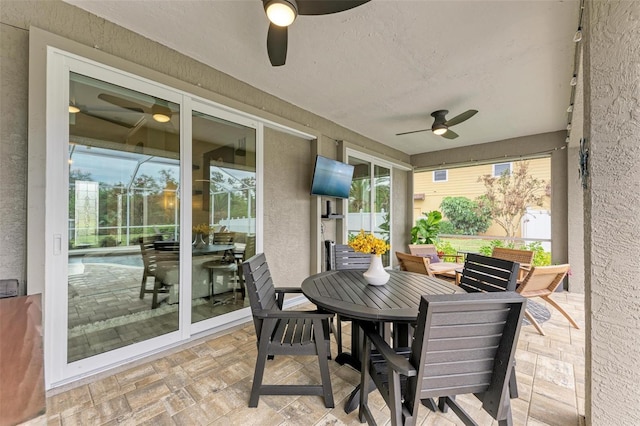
[301,270,465,323]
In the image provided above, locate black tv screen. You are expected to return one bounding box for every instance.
[310,155,354,199]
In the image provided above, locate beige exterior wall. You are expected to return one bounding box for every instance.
[413,158,551,237]
[584,1,640,424]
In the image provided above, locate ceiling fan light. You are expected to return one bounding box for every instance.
[153,113,171,123]
[432,124,447,136]
[68,104,80,113]
[265,0,297,27]
[152,103,172,123]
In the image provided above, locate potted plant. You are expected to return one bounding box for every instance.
[410,210,442,244]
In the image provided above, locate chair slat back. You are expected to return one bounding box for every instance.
[395,251,433,277]
[406,292,526,419]
[517,264,570,296]
[491,247,535,267]
[242,253,279,338]
[213,232,235,244]
[459,253,519,293]
[332,244,371,270]
[408,244,438,257]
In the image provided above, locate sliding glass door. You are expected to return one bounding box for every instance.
[43,49,261,387]
[67,73,182,362]
[347,152,392,266]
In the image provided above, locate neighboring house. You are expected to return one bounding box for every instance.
[413,158,551,238]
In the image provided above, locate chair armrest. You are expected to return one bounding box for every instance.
[274,287,303,294]
[254,310,334,320]
[359,322,416,377]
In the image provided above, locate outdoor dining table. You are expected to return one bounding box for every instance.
[301,269,466,413]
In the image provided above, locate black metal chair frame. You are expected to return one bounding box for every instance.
[242,253,335,408]
[358,292,527,426]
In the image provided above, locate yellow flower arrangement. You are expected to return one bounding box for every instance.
[348,230,390,256]
[192,223,210,234]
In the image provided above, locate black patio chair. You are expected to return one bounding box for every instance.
[325,241,372,360]
[358,292,527,426]
[458,253,521,398]
[458,253,520,293]
[242,253,335,408]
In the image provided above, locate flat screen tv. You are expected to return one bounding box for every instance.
[310,155,354,199]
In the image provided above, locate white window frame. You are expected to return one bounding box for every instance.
[432,169,448,182]
[493,162,512,177]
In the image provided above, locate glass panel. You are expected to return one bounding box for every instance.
[68,73,180,362]
[191,111,256,323]
[374,165,391,266]
[348,158,372,235]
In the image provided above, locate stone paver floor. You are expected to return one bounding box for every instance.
[28,292,585,425]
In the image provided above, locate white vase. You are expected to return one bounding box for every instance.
[363,254,390,286]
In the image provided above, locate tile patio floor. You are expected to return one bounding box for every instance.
[27,292,585,426]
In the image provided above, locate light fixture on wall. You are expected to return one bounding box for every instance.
[68,104,80,113]
[264,0,298,27]
[573,26,583,42]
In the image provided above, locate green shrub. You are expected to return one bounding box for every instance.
[438,220,458,235]
[100,236,118,247]
[440,196,492,235]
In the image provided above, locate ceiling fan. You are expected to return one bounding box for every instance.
[97,93,173,123]
[396,109,478,140]
[262,0,370,66]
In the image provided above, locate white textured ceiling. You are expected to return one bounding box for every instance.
[62,0,579,155]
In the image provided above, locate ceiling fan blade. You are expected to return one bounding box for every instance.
[297,0,370,15]
[396,129,430,136]
[79,111,134,128]
[98,93,146,113]
[441,129,459,139]
[444,109,478,127]
[267,23,288,66]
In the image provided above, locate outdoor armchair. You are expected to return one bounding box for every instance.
[516,264,578,335]
[242,253,335,408]
[358,292,526,426]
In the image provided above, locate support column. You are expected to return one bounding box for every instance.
[584,1,640,424]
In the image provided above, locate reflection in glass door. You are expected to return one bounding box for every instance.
[348,154,392,266]
[191,111,256,323]
[67,73,181,362]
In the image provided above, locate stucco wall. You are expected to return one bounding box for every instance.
[584,1,640,424]
[0,23,29,295]
[0,0,410,293]
[263,128,311,287]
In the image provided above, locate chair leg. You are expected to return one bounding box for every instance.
[151,279,162,309]
[249,327,272,407]
[541,295,580,329]
[388,369,404,426]
[524,310,546,336]
[139,271,148,299]
[359,334,372,424]
[313,319,334,408]
[335,315,343,356]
